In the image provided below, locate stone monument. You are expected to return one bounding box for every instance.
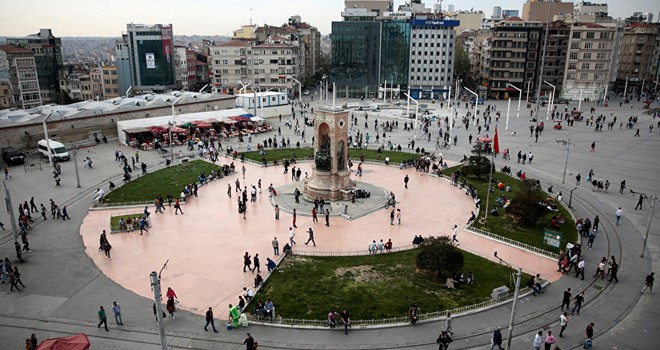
[304,106,355,201]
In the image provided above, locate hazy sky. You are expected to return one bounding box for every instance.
[0,0,657,37]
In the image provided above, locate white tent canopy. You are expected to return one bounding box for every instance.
[116,108,250,145]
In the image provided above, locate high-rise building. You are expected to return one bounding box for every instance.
[5,29,62,104]
[408,18,458,98]
[522,1,574,24]
[493,6,502,19]
[540,20,571,97]
[114,35,132,96]
[124,24,177,93]
[502,10,520,19]
[488,18,543,99]
[616,23,659,90]
[0,45,42,109]
[174,46,196,91]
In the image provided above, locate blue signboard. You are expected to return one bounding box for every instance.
[411,19,460,27]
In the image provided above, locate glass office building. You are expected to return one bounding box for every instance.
[380,20,410,89]
[331,22,382,99]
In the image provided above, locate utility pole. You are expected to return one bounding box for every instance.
[72,146,81,188]
[631,192,657,258]
[556,139,573,184]
[534,4,552,121]
[151,260,169,350]
[4,181,20,246]
[493,251,522,350]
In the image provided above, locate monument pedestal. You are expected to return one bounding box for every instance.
[304,170,355,201]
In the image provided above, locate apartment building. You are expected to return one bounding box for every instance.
[488,18,543,99]
[102,65,120,99]
[0,45,42,109]
[540,20,571,97]
[209,41,299,95]
[522,1,574,24]
[616,23,659,90]
[174,46,197,91]
[562,22,617,100]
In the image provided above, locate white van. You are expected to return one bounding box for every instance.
[37,139,70,161]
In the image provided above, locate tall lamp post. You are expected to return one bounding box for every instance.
[151,260,170,350]
[543,80,556,121]
[291,77,302,103]
[556,139,573,184]
[630,191,657,258]
[169,95,184,163]
[42,112,54,166]
[403,92,419,135]
[507,83,522,119]
[463,87,478,125]
[494,251,523,350]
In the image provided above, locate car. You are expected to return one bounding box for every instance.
[2,146,26,165]
[303,90,310,96]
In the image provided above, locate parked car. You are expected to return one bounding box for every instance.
[2,146,26,165]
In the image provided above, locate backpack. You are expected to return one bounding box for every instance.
[588,231,596,240]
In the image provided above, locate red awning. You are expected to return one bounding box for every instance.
[194,122,213,128]
[36,333,90,350]
[478,137,492,142]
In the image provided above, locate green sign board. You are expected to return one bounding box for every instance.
[543,230,562,248]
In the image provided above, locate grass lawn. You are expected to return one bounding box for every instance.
[442,166,577,253]
[109,214,144,231]
[255,249,528,320]
[242,147,422,164]
[103,160,222,204]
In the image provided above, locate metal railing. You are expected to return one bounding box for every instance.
[292,244,417,257]
[465,226,559,259]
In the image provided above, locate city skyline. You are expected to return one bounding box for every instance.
[0,0,658,37]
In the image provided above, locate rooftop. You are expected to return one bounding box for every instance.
[0,91,233,128]
[0,44,34,54]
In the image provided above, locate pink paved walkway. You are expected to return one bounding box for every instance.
[80,161,560,315]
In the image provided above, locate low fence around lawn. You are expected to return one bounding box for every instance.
[465,226,559,259]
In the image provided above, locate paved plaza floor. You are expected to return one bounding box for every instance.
[0,93,658,349]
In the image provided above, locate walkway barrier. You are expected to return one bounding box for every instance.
[465,226,559,259]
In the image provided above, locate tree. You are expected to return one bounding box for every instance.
[454,41,471,83]
[416,236,464,279]
[463,142,491,179]
[507,179,546,226]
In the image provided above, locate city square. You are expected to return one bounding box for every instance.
[1,0,659,349]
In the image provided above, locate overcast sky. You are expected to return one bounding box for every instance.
[0,0,657,37]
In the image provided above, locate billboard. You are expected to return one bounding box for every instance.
[161,25,173,64]
[145,53,155,69]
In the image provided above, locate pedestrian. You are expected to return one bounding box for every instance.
[390,209,395,225]
[436,331,452,350]
[571,291,585,315]
[292,208,297,228]
[561,288,572,310]
[576,173,581,186]
[584,322,594,349]
[325,209,330,227]
[609,259,619,282]
[305,228,316,246]
[97,306,109,331]
[490,328,503,350]
[61,206,70,220]
[341,309,351,335]
[243,252,252,272]
[166,296,176,319]
[30,333,38,349]
[396,209,401,224]
[40,203,47,220]
[615,207,622,225]
[575,257,585,280]
[312,207,318,223]
[641,272,654,294]
[252,254,260,273]
[559,312,569,337]
[289,227,296,245]
[204,307,218,332]
[272,237,279,255]
[590,142,596,152]
[619,180,626,194]
[174,199,183,215]
[452,224,459,243]
[404,174,409,188]
[534,330,543,350]
[139,217,149,235]
[635,193,647,210]
[544,330,557,350]
[9,268,21,291]
[241,165,246,179]
[112,301,123,325]
[244,333,255,350]
[275,204,280,220]
[445,312,454,335]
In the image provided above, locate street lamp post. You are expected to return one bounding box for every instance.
[4,181,21,250]
[291,77,302,103]
[578,89,583,112]
[404,92,419,134]
[151,260,169,350]
[493,251,523,350]
[170,96,184,163]
[556,139,573,184]
[630,191,657,258]
[506,98,511,131]
[463,87,478,125]
[507,83,522,119]
[543,80,556,121]
[72,146,81,188]
[42,112,54,166]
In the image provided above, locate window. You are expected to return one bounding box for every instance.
[596,53,607,59]
[586,32,595,39]
[571,43,579,49]
[598,43,607,49]
[580,73,588,80]
[572,32,581,39]
[583,53,591,59]
[593,74,601,80]
[568,63,576,69]
[584,43,592,49]
[581,63,590,70]
[595,63,605,70]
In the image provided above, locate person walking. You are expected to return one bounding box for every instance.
[533,330,543,350]
[396,209,401,224]
[576,173,581,186]
[445,312,454,335]
[97,306,109,331]
[243,252,252,273]
[341,309,351,335]
[608,259,619,282]
[112,301,123,325]
[571,291,585,315]
[575,257,585,280]
[635,193,647,210]
[166,296,176,319]
[641,272,654,294]
[590,142,596,152]
[174,199,183,215]
[8,268,21,291]
[404,174,409,188]
[305,228,316,246]
[274,204,280,220]
[204,307,218,332]
[615,207,622,226]
[559,312,569,337]
[292,208,297,228]
[561,288,572,311]
[61,206,70,220]
[272,237,279,255]
[544,330,557,350]
[289,227,296,246]
[252,254,260,273]
[390,209,395,225]
[312,207,318,223]
[451,225,459,244]
[584,322,594,349]
[490,328,503,350]
[325,209,330,227]
[244,333,255,350]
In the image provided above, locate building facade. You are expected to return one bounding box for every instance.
[562,22,617,100]
[0,45,42,109]
[114,35,132,96]
[488,18,543,99]
[540,20,571,97]
[124,24,177,93]
[616,23,659,90]
[522,1,574,24]
[380,19,410,89]
[408,19,458,98]
[5,29,62,105]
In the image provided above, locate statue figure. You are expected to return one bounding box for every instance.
[337,141,345,171]
[315,134,331,171]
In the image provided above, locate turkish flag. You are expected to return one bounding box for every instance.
[493,126,500,155]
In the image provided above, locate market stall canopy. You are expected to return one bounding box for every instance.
[478,137,492,142]
[194,122,213,128]
[149,126,168,134]
[170,126,187,133]
[230,116,251,122]
[123,127,152,134]
[250,116,265,122]
[36,333,90,350]
[180,122,195,128]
